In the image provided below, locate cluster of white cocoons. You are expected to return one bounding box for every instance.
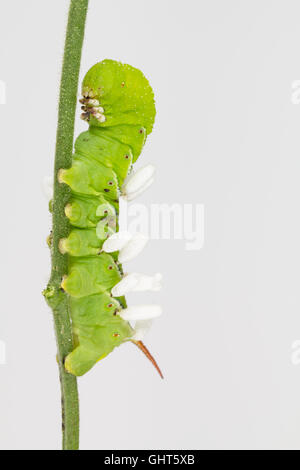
[103,230,163,337]
[104,164,162,340]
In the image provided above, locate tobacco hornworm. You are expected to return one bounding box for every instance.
[57,59,162,377]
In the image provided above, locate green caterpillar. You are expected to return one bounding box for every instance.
[57,59,162,377]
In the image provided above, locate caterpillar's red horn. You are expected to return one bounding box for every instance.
[132,340,164,379]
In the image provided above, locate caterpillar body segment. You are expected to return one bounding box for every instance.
[59,60,161,377]
[82,60,155,134]
[65,195,118,229]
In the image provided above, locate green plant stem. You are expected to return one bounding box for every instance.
[45,0,89,450]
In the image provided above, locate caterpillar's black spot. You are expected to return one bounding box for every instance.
[107,303,113,308]
[104,188,110,193]
[124,154,129,159]
[139,129,143,134]
[104,210,108,214]
[113,333,120,338]
[108,181,113,186]
[108,265,113,270]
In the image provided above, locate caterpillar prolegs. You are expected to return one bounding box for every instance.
[57,60,162,377]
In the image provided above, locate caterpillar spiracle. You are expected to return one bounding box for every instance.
[57,59,163,377]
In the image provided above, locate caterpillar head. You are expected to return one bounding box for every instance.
[80,60,156,159]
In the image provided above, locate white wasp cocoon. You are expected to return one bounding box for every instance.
[42,176,54,200]
[102,231,132,253]
[122,164,155,200]
[118,232,149,263]
[95,113,106,123]
[111,273,162,297]
[119,304,162,321]
[87,99,100,106]
[132,319,153,341]
[126,177,155,201]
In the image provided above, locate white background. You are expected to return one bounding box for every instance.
[1,0,300,450]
